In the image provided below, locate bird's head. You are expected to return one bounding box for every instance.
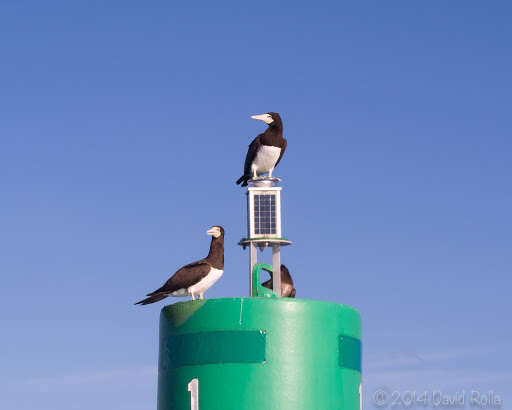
[206,226,224,238]
[251,112,281,126]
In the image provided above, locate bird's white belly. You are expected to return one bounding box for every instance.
[187,268,223,295]
[252,145,281,174]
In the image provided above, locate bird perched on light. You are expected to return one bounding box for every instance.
[236,112,287,187]
[135,226,224,305]
[261,264,296,298]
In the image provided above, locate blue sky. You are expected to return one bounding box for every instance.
[1,2,511,409]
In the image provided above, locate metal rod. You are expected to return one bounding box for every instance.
[272,245,281,297]
[250,242,257,296]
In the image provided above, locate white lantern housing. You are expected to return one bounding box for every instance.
[239,177,292,297]
[247,186,282,239]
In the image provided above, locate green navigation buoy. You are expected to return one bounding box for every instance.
[158,297,361,410]
[156,176,362,410]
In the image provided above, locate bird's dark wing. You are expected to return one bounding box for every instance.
[274,138,287,167]
[280,263,293,285]
[134,293,168,305]
[261,278,296,298]
[261,278,272,289]
[243,135,262,176]
[147,260,211,296]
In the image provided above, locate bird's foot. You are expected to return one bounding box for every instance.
[199,293,204,300]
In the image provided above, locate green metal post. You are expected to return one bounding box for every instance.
[158,297,362,410]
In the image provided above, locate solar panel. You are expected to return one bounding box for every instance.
[253,194,276,235]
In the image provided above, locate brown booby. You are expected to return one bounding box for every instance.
[261,264,296,298]
[135,226,224,305]
[236,112,287,187]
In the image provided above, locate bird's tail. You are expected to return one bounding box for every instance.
[236,175,249,187]
[135,293,168,306]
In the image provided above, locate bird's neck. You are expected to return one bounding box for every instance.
[262,125,283,145]
[207,237,224,269]
[269,118,283,132]
[268,123,282,135]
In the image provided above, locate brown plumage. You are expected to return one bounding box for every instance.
[236,112,287,187]
[261,264,296,298]
[135,226,224,305]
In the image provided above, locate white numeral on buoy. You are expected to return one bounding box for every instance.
[188,378,199,410]
[359,383,362,410]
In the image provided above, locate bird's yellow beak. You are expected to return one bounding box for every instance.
[206,227,220,237]
[251,114,274,124]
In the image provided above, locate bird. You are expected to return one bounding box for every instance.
[135,226,224,305]
[236,112,287,187]
[261,264,296,298]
